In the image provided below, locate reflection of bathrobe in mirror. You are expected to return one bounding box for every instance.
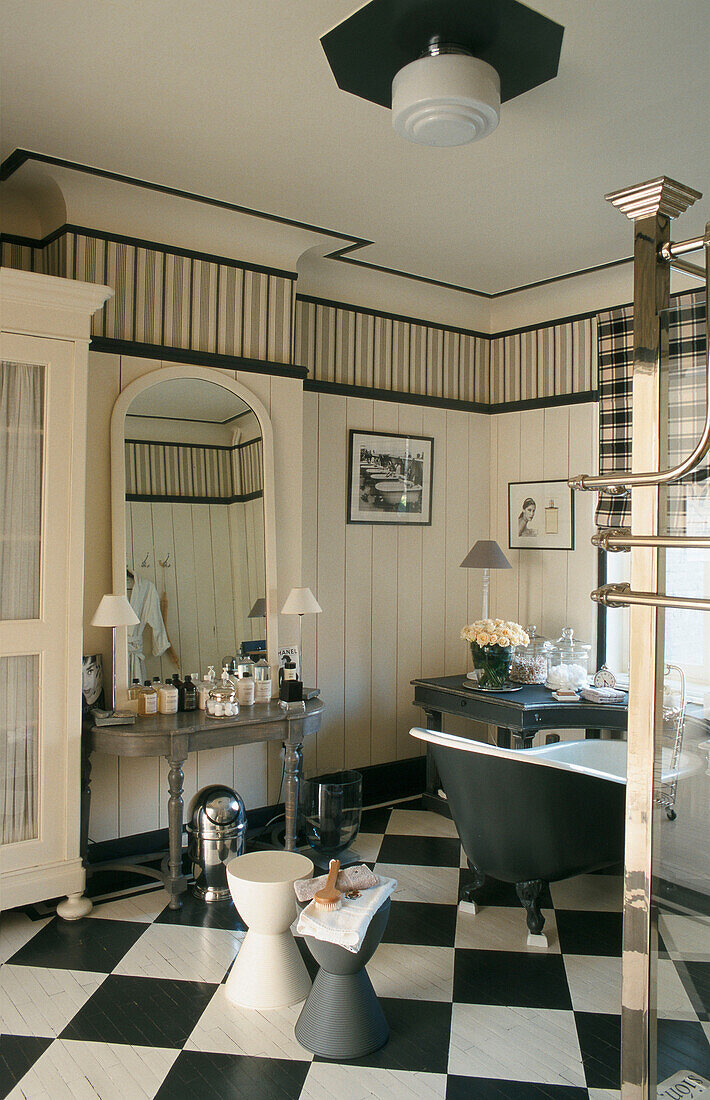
[127,577,170,682]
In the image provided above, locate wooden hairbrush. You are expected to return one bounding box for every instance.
[314,859,342,911]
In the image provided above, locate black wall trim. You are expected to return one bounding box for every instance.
[2,149,634,303]
[1,224,297,281]
[125,437,260,454]
[90,336,308,379]
[304,378,489,414]
[126,491,263,505]
[86,753,427,863]
[304,378,598,415]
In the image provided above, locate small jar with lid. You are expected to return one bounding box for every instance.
[206,667,239,718]
[253,658,272,703]
[510,625,553,685]
[547,627,592,690]
[235,656,255,680]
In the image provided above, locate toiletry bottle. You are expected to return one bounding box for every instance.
[253,659,271,703]
[126,678,142,713]
[237,672,255,706]
[139,680,158,716]
[158,679,178,714]
[545,498,559,534]
[182,674,197,711]
[172,673,185,710]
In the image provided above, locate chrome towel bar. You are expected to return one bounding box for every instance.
[591,582,710,613]
[591,529,710,552]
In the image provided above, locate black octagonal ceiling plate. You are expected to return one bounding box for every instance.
[321,0,564,108]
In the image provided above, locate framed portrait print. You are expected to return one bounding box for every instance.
[508,480,575,550]
[348,430,433,525]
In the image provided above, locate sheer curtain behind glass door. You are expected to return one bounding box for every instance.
[0,361,44,844]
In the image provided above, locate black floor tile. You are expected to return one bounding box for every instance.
[360,806,392,832]
[0,1034,54,1100]
[382,900,457,947]
[377,833,461,868]
[295,935,321,980]
[155,1051,310,1099]
[154,891,247,932]
[657,1018,710,1083]
[60,974,217,1048]
[555,909,623,957]
[458,869,553,910]
[453,949,572,1010]
[7,916,146,973]
[683,961,710,1016]
[85,860,167,900]
[574,1011,621,1089]
[314,997,452,1073]
[446,1077,587,1099]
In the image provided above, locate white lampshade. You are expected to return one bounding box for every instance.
[91,593,140,628]
[281,587,322,616]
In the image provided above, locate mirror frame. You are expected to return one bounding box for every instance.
[110,364,278,703]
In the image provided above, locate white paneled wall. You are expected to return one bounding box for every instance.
[300,391,491,778]
[489,403,600,668]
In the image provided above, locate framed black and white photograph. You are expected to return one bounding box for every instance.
[347,429,434,526]
[508,480,575,550]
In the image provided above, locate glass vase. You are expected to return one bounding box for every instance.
[470,642,514,689]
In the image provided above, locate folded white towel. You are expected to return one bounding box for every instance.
[296,875,397,953]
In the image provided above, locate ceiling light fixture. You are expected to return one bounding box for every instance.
[321,0,564,151]
[391,42,500,147]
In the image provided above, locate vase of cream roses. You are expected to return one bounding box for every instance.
[461,619,530,689]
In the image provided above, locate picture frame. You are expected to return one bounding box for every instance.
[508,480,575,550]
[347,429,434,526]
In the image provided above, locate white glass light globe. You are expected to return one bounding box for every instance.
[392,53,501,147]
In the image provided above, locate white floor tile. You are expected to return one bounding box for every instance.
[88,888,171,923]
[564,953,697,1019]
[112,922,243,983]
[455,905,559,953]
[186,984,313,1061]
[368,942,454,1001]
[660,912,710,960]
[0,965,106,1038]
[587,1091,621,1099]
[386,809,459,839]
[448,1004,586,1087]
[300,1062,447,1099]
[374,863,460,905]
[7,1040,178,1100]
[550,874,623,912]
[348,832,383,863]
[0,911,51,964]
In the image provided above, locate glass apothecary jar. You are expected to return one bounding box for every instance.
[206,667,239,718]
[547,627,592,690]
[510,625,553,685]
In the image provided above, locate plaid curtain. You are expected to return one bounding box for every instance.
[595,289,707,531]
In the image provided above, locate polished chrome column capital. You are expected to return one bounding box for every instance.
[605,177,702,220]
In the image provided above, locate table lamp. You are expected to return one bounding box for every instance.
[248,597,267,619]
[91,593,140,712]
[460,540,511,620]
[281,587,322,682]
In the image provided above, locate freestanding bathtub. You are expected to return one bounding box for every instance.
[409,728,698,941]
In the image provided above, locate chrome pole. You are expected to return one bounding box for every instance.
[592,530,710,552]
[592,582,710,612]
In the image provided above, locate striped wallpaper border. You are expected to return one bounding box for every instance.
[125,436,263,503]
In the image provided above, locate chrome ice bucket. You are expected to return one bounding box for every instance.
[186,784,247,902]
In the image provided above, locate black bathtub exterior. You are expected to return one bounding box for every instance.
[432,742,626,885]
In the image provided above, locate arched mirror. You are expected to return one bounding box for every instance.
[110,366,277,703]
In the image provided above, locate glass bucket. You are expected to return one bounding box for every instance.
[302,770,363,857]
[470,642,514,689]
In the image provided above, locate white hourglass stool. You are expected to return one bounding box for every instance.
[225,851,314,1009]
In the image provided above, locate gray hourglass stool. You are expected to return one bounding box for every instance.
[295,899,390,1059]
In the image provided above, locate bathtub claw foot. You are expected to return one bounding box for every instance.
[459,862,486,911]
[516,879,546,936]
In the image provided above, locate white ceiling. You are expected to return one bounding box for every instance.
[1,0,709,297]
[127,379,251,423]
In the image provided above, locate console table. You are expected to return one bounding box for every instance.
[83,700,323,909]
[411,676,628,793]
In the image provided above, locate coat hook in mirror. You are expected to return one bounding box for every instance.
[159,553,171,568]
[141,552,151,568]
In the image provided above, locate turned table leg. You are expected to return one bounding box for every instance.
[283,741,303,852]
[166,754,188,909]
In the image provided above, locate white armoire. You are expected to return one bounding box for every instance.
[0,268,111,917]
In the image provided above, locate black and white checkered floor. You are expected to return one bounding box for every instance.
[2,798,709,1099]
